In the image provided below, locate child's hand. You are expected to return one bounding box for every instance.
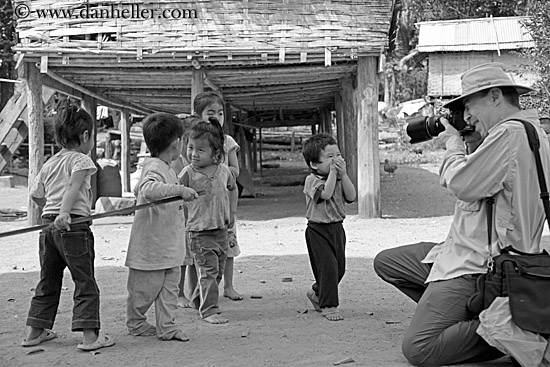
[180,187,199,202]
[54,212,72,231]
[334,156,347,176]
[329,158,338,174]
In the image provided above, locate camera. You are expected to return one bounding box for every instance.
[405,110,473,144]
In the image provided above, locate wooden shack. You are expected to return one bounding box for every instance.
[5,0,399,223]
[415,16,536,98]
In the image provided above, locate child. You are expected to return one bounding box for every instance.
[125,113,198,341]
[179,117,236,324]
[172,117,198,309]
[193,91,243,301]
[22,101,114,351]
[302,133,356,321]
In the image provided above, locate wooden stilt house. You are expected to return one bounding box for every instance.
[6,0,399,224]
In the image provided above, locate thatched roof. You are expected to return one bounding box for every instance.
[14,0,397,118]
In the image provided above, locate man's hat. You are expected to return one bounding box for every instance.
[443,62,535,111]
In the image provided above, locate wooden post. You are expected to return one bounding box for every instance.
[225,102,234,136]
[104,135,112,159]
[259,128,263,177]
[290,131,295,153]
[191,68,204,114]
[340,75,357,189]
[252,128,257,172]
[357,57,380,218]
[81,95,98,207]
[24,63,44,225]
[334,92,345,154]
[120,109,131,193]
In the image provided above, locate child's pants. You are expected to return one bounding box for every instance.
[126,266,181,340]
[373,241,503,366]
[26,218,100,332]
[188,229,228,319]
[305,222,346,309]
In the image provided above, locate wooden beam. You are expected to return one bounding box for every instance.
[191,68,204,114]
[340,75,356,189]
[320,106,332,134]
[40,72,84,100]
[24,62,44,225]
[247,118,319,129]
[38,65,154,115]
[120,109,131,193]
[356,56,380,218]
[334,92,345,155]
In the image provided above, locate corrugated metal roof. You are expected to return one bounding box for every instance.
[416,16,534,53]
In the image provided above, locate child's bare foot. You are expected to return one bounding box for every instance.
[306,289,321,312]
[170,331,189,342]
[137,325,157,336]
[177,296,191,308]
[322,307,343,321]
[203,314,228,324]
[223,288,243,301]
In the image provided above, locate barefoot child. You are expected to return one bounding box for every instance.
[179,117,236,324]
[302,134,356,321]
[193,91,243,301]
[172,117,198,308]
[22,101,114,350]
[125,113,198,340]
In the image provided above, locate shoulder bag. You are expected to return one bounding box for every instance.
[466,119,550,336]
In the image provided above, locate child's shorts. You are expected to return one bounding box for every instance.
[227,222,240,258]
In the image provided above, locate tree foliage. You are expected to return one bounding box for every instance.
[0,0,15,79]
[405,0,528,22]
[384,0,530,107]
[521,0,550,115]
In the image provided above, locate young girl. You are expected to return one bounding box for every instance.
[22,101,114,351]
[179,117,236,324]
[172,116,198,308]
[193,91,243,301]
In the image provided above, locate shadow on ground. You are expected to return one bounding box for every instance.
[0,256,514,367]
[239,164,456,221]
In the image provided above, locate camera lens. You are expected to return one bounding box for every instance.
[405,115,445,144]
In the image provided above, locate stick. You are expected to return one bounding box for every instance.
[0,195,191,239]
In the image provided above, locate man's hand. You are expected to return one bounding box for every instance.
[440,116,460,137]
[180,187,198,202]
[54,212,72,231]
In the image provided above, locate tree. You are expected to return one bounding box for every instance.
[0,0,15,110]
[384,0,529,108]
[521,0,550,115]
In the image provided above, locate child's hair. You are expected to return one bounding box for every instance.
[193,91,225,116]
[142,112,184,157]
[53,100,95,149]
[302,133,337,171]
[188,117,225,164]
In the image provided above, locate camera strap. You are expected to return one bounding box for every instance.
[485,118,550,269]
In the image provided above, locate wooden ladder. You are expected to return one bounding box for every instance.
[0,86,55,173]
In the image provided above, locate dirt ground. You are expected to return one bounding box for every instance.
[0,162,519,367]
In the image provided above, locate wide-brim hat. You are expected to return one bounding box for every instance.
[443,62,535,111]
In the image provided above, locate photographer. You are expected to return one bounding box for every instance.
[373,62,550,366]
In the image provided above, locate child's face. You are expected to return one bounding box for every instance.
[187,136,215,168]
[201,102,224,126]
[311,144,341,175]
